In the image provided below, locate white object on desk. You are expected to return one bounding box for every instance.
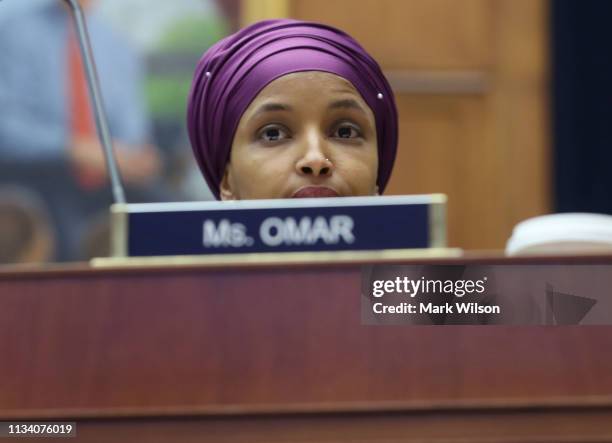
[506,213,612,256]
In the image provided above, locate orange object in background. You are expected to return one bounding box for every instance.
[67,27,106,190]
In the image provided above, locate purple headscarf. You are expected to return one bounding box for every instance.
[187,19,398,199]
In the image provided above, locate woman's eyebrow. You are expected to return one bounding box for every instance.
[328,98,367,115]
[252,102,292,118]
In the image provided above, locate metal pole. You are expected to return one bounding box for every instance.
[62,0,126,204]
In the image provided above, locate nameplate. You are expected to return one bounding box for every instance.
[110,195,446,257]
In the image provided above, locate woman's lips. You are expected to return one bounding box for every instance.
[292,186,340,198]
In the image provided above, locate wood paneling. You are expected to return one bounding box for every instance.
[30,408,612,443]
[2,258,612,415]
[2,259,612,441]
[489,0,551,245]
[291,0,492,69]
[389,95,497,248]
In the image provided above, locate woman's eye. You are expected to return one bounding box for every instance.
[334,124,360,139]
[259,126,289,143]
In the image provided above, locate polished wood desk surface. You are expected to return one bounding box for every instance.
[1,254,612,441]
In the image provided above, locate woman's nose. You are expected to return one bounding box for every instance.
[295,132,333,177]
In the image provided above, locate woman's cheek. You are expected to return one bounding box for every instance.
[243,156,288,198]
[337,151,376,175]
[344,158,378,194]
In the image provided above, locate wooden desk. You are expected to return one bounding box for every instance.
[1,255,612,441]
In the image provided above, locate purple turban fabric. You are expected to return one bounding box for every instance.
[187,19,398,199]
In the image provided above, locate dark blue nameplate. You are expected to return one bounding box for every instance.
[110,195,446,257]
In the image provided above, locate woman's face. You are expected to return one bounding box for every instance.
[220,71,378,200]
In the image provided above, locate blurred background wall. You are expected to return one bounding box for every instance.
[2,0,612,262]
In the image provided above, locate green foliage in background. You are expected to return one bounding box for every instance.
[145,77,192,120]
[146,15,228,120]
[159,15,228,53]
